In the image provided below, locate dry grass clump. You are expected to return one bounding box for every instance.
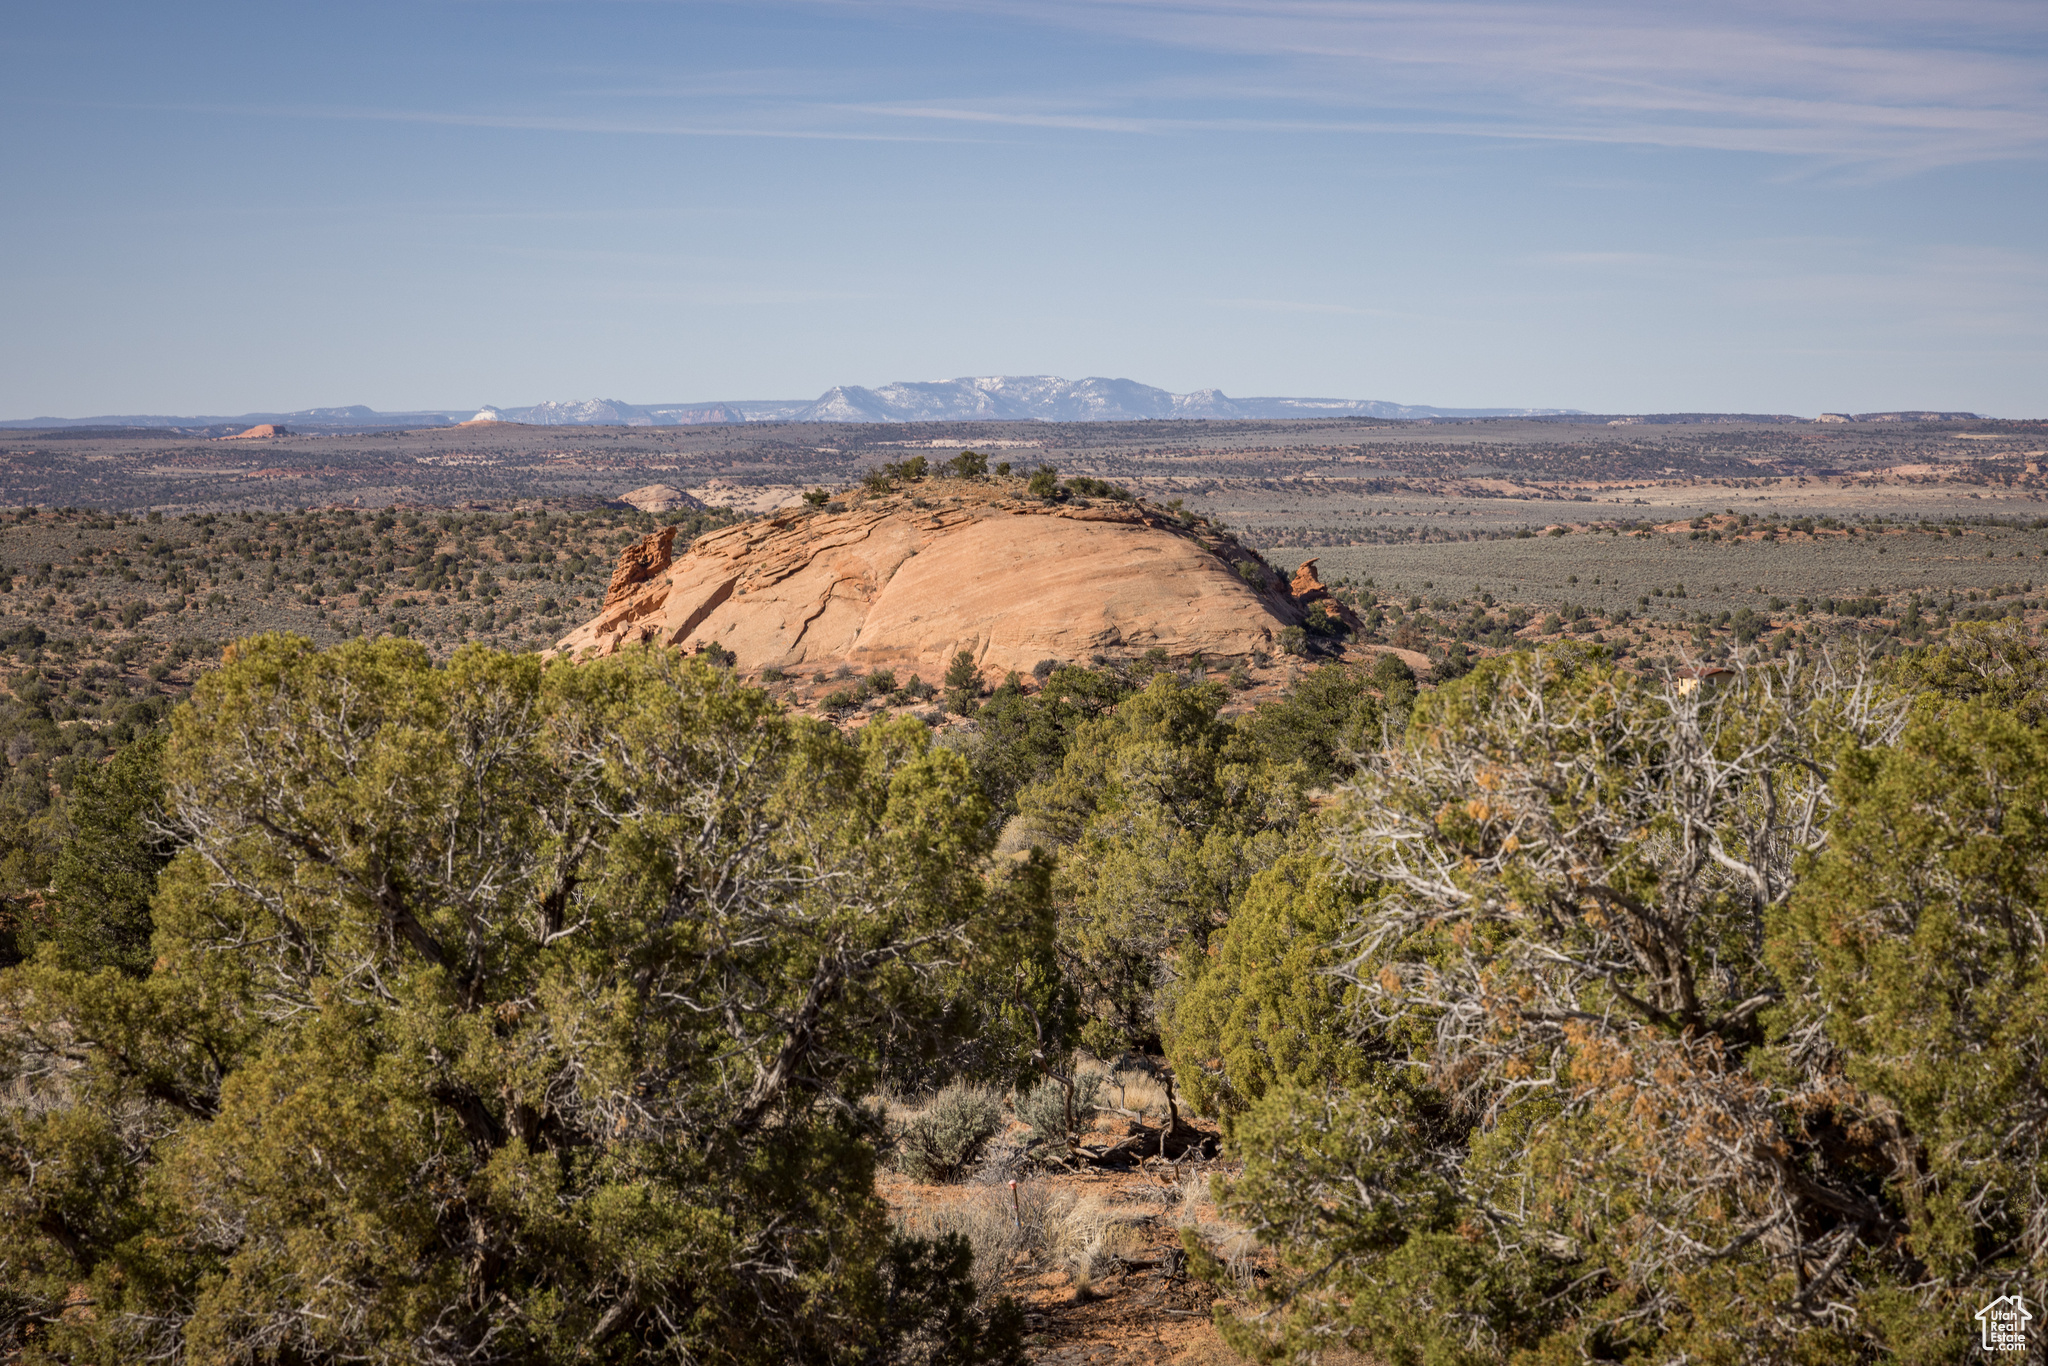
[1150,1167,1260,1292]
[1096,1059,1173,1120]
[893,1184,1027,1300]
[1018,1055,1172,1153]
[893,1178,1155,1302]
[1034,1186,1154,1299]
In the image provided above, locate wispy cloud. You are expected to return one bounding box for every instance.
[1205,297,1393,316]
[806,0,2048,174]
[72,4,2048,181]
[122,101,988,145]
[834,103,1167,134]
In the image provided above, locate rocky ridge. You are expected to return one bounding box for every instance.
[614,484,704,514]
[550,477,1314,683]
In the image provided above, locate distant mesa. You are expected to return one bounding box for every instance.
[479,399,746,427]
[613,484,705,514]
[220,423,288,440]
[654,403,746,426]
[552,479,1314,682]
[1812,411,1978,425]
[2,404,476,431]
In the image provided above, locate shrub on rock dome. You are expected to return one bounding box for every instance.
[1303,600,1347,637]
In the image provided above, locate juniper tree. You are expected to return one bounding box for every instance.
[943,650,984,717]
[0,635,1033,1365]
[1015,674,1318,1056]
[46,728,172,975]
[1199,647,2045,1364]
[1164,848,1374,1122]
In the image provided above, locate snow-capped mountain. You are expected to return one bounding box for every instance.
[503,399,645,426]
[777,376,1572,424]
[456,379,1576,428]
[472,399,744,426]
[3,379,1578,429]
[797,376,1189,422]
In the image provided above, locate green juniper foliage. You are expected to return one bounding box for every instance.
[947,664,1134,819]
[1014,673,1328,1057]
[0,635,1031,1365]
[1164,850,1374,1124]
[942,650,985,718]
[46,728,173,975]
[1190,646,2046,1366]
[8,615,2048,1365]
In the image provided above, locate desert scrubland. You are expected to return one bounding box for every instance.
[3,416,2046,1366]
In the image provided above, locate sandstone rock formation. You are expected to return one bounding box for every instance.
[1290,558,1330,600]
[1288,557,1362,630]
[615,484,704,514]
[685,480,799,514]
[552,480,1310,681]
[222,423,288,439]
[604,525,679,607]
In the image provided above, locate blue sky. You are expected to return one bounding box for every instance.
[3,0,2044,417]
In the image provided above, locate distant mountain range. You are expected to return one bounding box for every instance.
[0,403,475,432]
[702,376,1578,425]
[3,377,1984,431]
[2,376,1582,430]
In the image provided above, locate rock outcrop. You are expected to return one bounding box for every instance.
[604,525,678,607]
[1290,558,1330,601]
[552,480,1309,681]
[1288,557,1362,630]
[222,423,288,439]
[615,484,704,514]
